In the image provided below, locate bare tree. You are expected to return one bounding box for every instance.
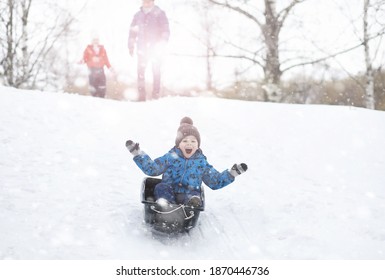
[207,0,305,101]
[0,0,76,89]
[362,0,385,109]
[328,0,385,109]
[364,0,375,109]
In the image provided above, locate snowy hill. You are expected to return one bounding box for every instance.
[1,86,385,260]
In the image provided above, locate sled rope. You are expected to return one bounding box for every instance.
[182,207,195,220]
[150,205,195,220]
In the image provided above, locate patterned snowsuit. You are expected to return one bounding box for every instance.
[133,147,235,204]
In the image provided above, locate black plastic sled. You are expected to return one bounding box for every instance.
[141,177,205,235]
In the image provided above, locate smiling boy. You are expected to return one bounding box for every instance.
[126,117,247,208]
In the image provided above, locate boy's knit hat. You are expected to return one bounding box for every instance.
[175,117,201,147]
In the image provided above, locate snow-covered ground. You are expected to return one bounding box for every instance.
[1,86,385,260]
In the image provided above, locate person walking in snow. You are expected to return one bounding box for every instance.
[81,37,113,98]
[128,0,170,101]
[125,117,248,208]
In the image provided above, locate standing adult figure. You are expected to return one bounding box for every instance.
[128,0,170,101]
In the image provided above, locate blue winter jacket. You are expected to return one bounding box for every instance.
[133,147,235,193]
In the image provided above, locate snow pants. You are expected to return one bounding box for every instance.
[154,183,200,205]
[88,67,106,98]
[137,51,162,101]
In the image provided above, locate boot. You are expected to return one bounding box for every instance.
[186,196,201,208]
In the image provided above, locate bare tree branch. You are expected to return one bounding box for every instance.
[208,0,263,27]
[281,27,385,72]
[277,0,304,24]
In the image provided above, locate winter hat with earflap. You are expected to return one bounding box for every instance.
[175,117,201,147]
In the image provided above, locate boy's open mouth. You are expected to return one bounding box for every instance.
[185,148,193,154]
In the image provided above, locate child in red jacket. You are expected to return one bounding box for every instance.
[81,37,113,98]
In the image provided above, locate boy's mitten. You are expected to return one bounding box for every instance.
[126,140,140,156]
[230,163,248,177]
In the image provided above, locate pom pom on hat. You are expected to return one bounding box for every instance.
[175,117,201,147]
[180,116,193,125]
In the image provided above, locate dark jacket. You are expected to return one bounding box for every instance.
[128,5,170,52]
[133,147,235,194]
